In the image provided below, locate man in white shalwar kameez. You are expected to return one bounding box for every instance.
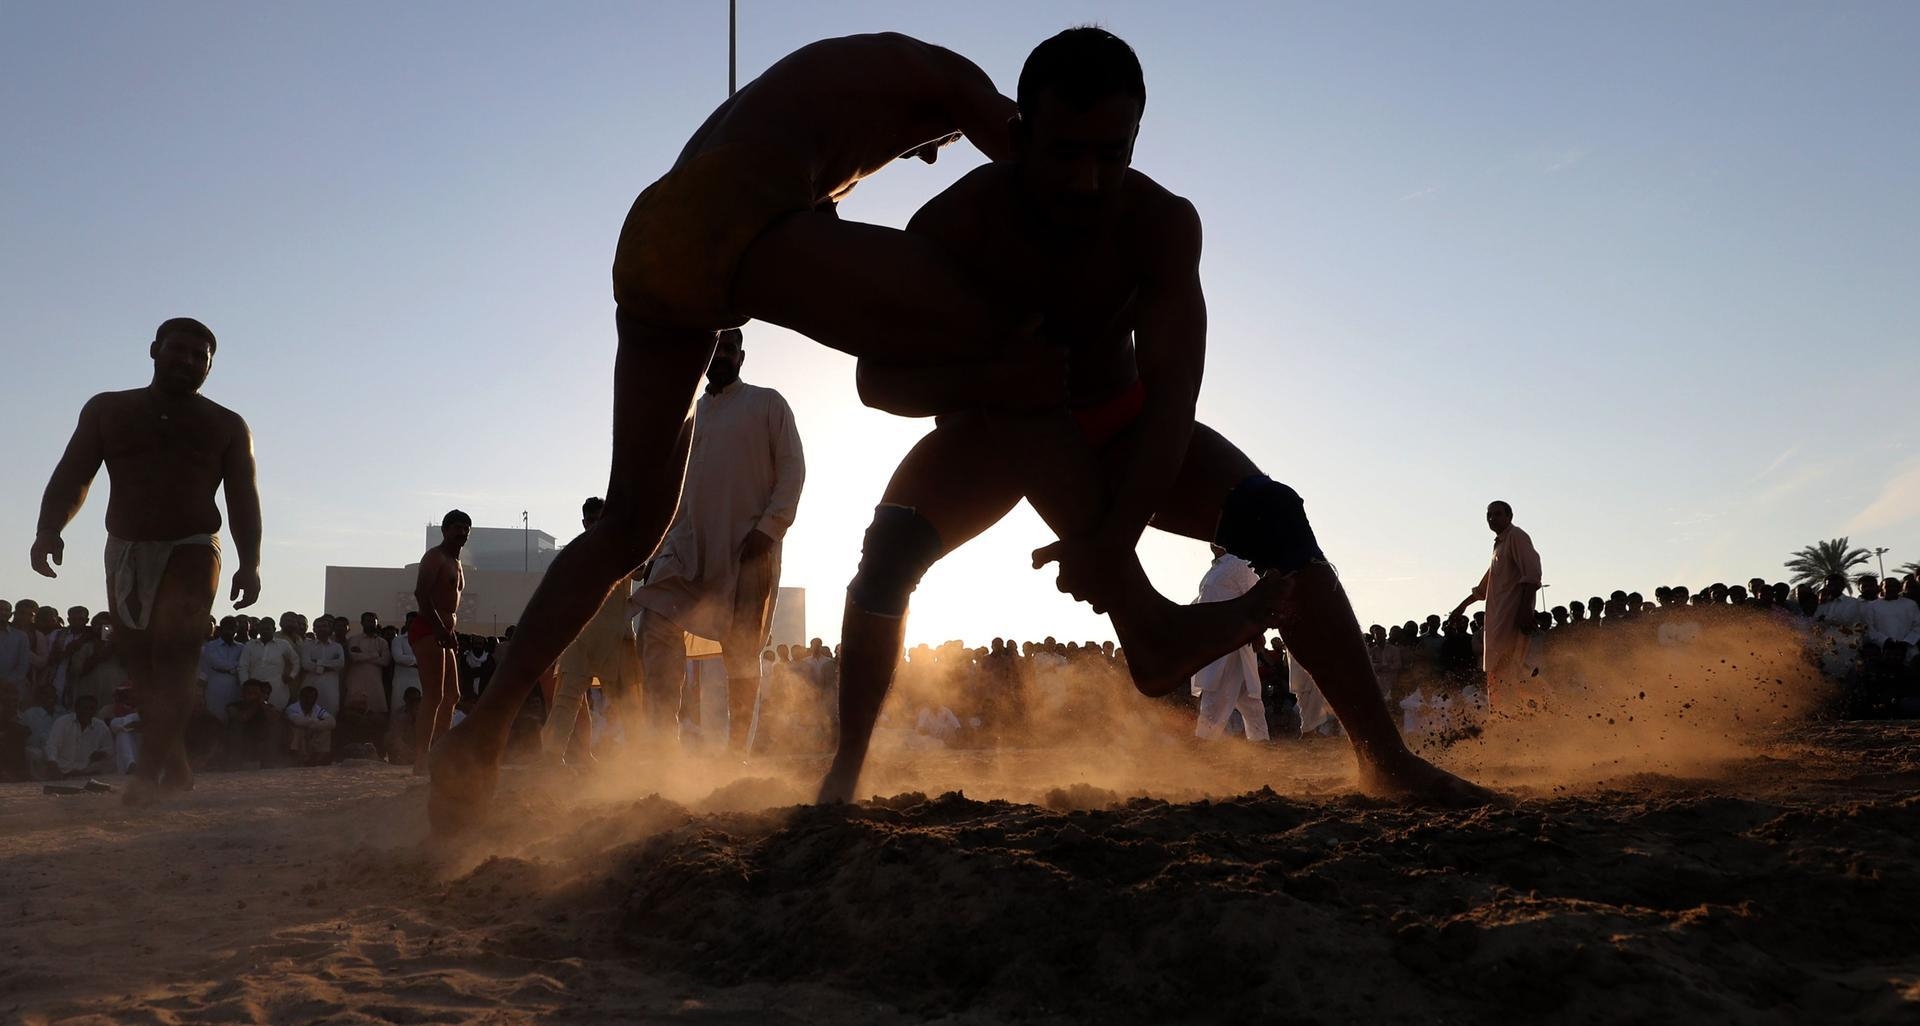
[630,328,804,751]
[1451,501,1543,710]
[1188,547,1269,742]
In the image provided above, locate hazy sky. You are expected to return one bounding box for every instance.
[4,2,1916,645]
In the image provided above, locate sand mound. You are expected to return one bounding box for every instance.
[556,732,1920,1024]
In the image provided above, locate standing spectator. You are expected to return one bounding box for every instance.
[198,616,245,722]
[1450,501,1543,709]
[285,684,336,765]
[299,616,346,714]
[630,327,806,751]
[47,605,90,704]
[42,694,114,779]
[65,612,124,712]
[390,614,421,712]
[1188,546,1269,743]
[239,615,298,708]
[0,600,32,703]
[343,612,392,719]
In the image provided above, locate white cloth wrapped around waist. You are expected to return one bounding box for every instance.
[104,533,219,631]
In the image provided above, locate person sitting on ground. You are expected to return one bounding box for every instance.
[284,684,336,766]
[107,685,142,774]
[43,694,114,779]
[17,683,64,779]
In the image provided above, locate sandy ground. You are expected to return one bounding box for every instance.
[4,712,1917,1026]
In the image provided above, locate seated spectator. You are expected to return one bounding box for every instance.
[106,685,141,775]
[17,683,64,778]
[223,679,278,769]
[285,685,337,766]
[42,694,114,779]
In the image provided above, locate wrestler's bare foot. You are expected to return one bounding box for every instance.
[1118,572,1289,697]
[426,731,500,835]
[161,750,195,793]
[1356,750,1503,808]
[816,757,861,805]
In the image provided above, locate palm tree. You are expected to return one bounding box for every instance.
[1783,538,1872,587]
[1899,560,1920,579]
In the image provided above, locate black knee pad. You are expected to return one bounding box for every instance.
[1215,474,1326,576]
[847,504,943,616]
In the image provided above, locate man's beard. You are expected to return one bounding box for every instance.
[707,362,740,391]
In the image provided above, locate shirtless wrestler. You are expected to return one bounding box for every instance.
[31,317,263,804]
[821,29,1493,806]
[427,33,1062,829]
[410,511,468,775]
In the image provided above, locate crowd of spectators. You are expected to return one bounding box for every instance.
[3,568,1915,779]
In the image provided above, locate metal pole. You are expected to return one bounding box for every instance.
[523,510,530,572]
[1874,547,1888,579]
[728,0,736,96]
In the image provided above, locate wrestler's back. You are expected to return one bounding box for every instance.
[92,390,238,542]
[907,165,1189,406]
[672,33,972,203]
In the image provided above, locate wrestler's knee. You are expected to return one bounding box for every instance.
[1215,475,1327,576]
[846,504,944,617]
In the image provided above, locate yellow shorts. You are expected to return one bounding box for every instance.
[611,142,818,330]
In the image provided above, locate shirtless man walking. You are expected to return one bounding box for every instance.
[411,511,468,774]
[31,317,262,803]
[823,29,1490,805]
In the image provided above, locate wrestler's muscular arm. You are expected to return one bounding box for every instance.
[221,410,263,608]
[1098,196,1206,546]
[922,43,1017,162]
[31,394,110,577]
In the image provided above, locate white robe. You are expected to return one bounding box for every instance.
[1189,555,1269,742]
[1477,525,1543,690]
[239,637,300,708]
[300,639,346,714]
[1861,597,1920,647]
[389,634,421,711]
[198,638,245,722]
[44,714,113,775]
[631,380,804,643]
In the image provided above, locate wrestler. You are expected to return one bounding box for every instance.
[410,512,468,775]
[428,32,1055,828]
[821,29,1491,805]
[31,317,262,804]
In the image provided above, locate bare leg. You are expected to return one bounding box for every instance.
[120,545,219,805]
[1150,424,1497,806]
[818,417,1025,803]
[983,409,1287,696]
[734,212,1020,363]
[413,635,455,775]
[429,311,711,832]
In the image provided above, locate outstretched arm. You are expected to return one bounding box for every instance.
[32,396,109,577]
[223,413,263,608]
[1451,569,1491,618]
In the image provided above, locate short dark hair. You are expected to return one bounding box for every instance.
[1488,500,1513,517]
[156,317,217,354]
[1017,27,1145,121]
[582,496,605,518]
[442,509,472,529]
[717,327,744,349]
